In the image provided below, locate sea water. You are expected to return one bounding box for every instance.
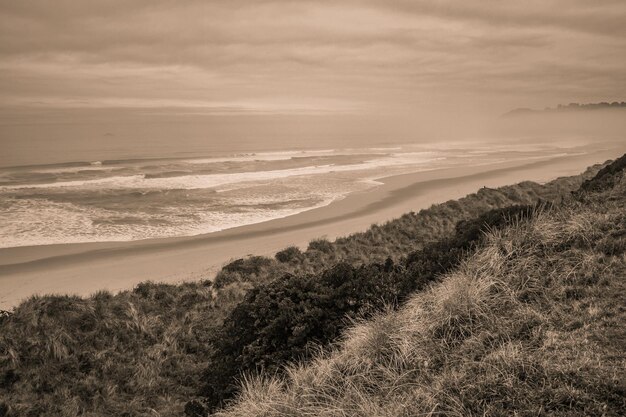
[0,141,579,248]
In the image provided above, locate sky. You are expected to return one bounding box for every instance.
[1,0,625,119]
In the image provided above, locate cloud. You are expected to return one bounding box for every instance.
[0,0,624,115]
[362,0,626,38]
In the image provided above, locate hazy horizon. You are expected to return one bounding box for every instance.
[1,1,625,126]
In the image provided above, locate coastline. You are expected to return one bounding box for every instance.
[0,147,620,308]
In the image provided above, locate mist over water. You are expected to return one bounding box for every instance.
[2,108,624,166]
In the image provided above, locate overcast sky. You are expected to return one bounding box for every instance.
[1,0,625,117]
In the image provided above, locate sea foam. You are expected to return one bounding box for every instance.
[1,152,441,191]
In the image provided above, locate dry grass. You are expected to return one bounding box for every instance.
[216,193,626,417]
[0,281,226,416]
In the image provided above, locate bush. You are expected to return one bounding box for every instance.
[579,153,626,193]
[597,236,626,256]
[275,246,303,263]
[202,262,406,409]
[214,256,275,288]
[0,283,218,416]
[307,238,334,253]
[184,400,206,417]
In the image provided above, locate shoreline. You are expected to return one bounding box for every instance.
[0,147,620,308]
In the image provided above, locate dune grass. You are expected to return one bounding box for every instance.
[199,204,539,411]
[0,281,231,416]
[214,168,600,288]
[215,178,626,416]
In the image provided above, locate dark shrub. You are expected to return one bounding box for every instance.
[0,310,11,325]
[0,370,19,389]
[597,236,626,256]
[275,246,303,263]
[579,153,626,193]
[214,256,274,288]
[307,238,333,253]
[202,262,406,409]
[184,400,207,417]
[220,256,273,276]
[212,270,239,289]
[133,281,155,298]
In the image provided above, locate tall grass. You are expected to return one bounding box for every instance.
[216,176,626,416]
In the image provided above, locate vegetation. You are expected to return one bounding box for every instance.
[578,152,626,194]
[0,283,224,416]
[214,169,598,287]
[505,101,626,116]
[215,159,626,417]
[200,205,536,411]
[0,162,608,416]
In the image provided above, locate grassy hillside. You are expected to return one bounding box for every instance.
[0,164,608,416]
[214,156,626,416]
[214,172,594,287]
[199,205,537,411]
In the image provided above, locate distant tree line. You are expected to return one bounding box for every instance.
[504,101,626,116]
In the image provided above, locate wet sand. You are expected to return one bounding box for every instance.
[0,148,620,308]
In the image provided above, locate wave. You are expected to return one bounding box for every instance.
[0,160,96,172]
[1,152,442,191]
[184,149,338,164]
[0,194,338,248]
[0,148,446,248]
[34,166,115,174]
[1,156,186,172]
[144,171,193,179]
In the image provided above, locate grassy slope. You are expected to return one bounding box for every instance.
[214,173,595,287]
[0,165,605,416]
[215,161,626,416]
[199,204,539,412]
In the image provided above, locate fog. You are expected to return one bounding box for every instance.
[490,109,626,144]
[2,1,625,131]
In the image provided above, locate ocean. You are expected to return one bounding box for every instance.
[0,137,580,248]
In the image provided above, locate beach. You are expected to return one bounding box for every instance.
[0,147,620,308]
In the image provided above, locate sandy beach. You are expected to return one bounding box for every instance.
[0,147,620,309]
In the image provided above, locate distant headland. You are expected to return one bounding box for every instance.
[504,101,626,117]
